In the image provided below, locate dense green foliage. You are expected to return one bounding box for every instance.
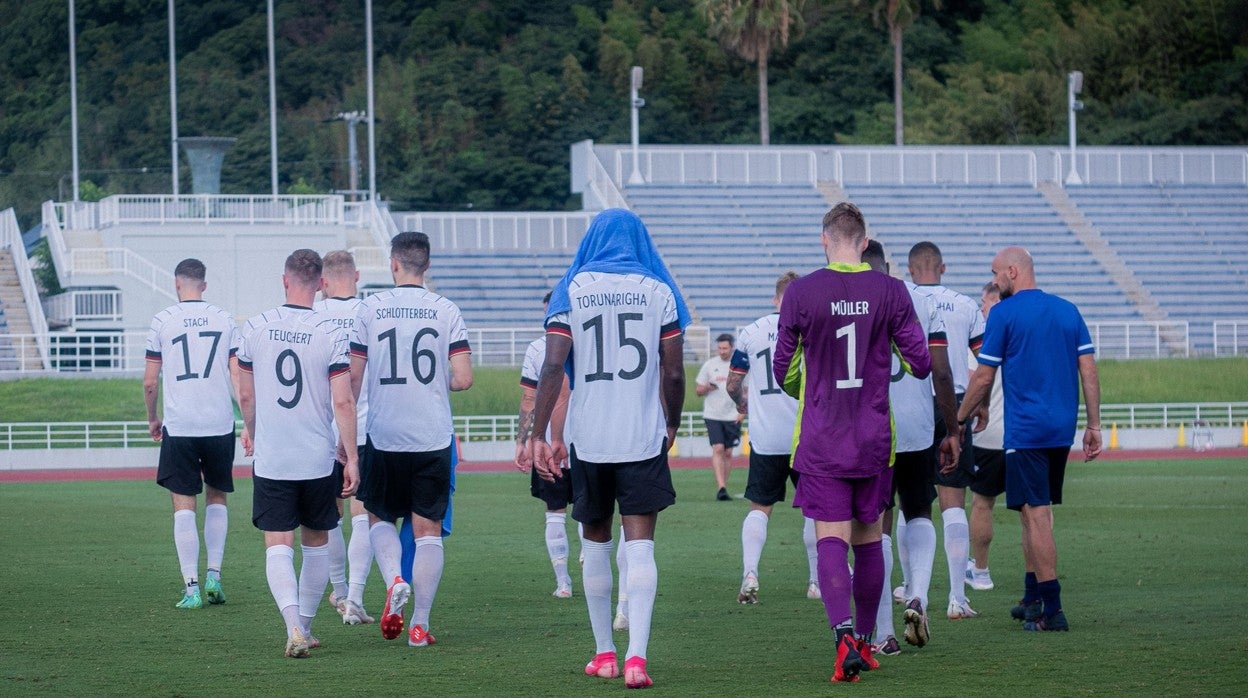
[2,461,1247,693]
[2,0,1245,223]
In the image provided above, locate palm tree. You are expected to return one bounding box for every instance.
[858,0,941,146]
[700,0,805,145]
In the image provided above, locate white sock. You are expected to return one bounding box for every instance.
[410,536,444,629]
[298,544,329,635]
[802,517,818,583]
[875,534,896,643]
[369,521,403,583]
[615,525,629,614]
[347,514,373,605]
[904,517,937,608]
[582,539,616,654]
[942,507,970,605]
[203,503,227,576]
[545,512,571,586]
[895,513,910,591]
[173,509,199,589]
[265,545,299,632]
[741,509,769,579]
[327,520,348,599]
[624,539,658,661]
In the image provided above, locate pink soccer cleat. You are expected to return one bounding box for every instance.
[624,656,652,689]
[585,651,619,679]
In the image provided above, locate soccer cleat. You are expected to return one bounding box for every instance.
[624,656,652,689]
[1023,610,1069,632]
[203,576,225,605]
[585,651,619,678]
[284,627,310,658]
[407,623,436,647]
[965,566,995,591]
[831,633,866,683]
[175,590,203,610]
[380,576,410,640]
[307,634,322,649]
[340,599,375,625]
[613,609,629,631]
[947,599,980,620]
[806,580,821,600]
[892,585,908,604]
[716,487,731,501]
[903,598,929,647]
[874,635,902,657]
[1011,599,1043,623]
[737,573,759,604]
[329,591,345,616]
[554,581,573,599]
[857,637,879,671]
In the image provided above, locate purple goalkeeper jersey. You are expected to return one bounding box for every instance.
[773,262,932,479]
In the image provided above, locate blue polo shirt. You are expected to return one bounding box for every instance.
[976,289,1094,450]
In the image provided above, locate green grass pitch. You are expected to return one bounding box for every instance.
[1,459,1246,695]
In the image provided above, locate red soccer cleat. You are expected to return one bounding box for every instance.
[832,633,866,683]
[624,656,652,689]
[380,576,410,641]
[585,651,619,678]
[857,637,879,671]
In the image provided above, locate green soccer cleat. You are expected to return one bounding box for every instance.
[204,576,226,605]
[176,590,203,610]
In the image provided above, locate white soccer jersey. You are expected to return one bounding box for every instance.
[239,305,349,481]
[891,284,946,453]
[971,348,1005,450]
[351,285,470,452]
[145,300,241,437]
[730,313,798,456]
[314,296,368,446]
[913,284,985,394]
[520,335,569,442]
[546,272,680,463]
[697,355,738,421]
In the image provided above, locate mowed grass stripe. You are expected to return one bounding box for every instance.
[1,460,1246,695]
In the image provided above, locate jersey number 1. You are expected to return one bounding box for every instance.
[836,323,864,389]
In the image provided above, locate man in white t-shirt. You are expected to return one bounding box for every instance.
[697,334,743,501]
[350,231,473,649]
[238,249,359,658]
[725,272,820,605]
[143,258,243,610]
[527,209,687,689]
[966,282,1006,592]
[313,250,374,625]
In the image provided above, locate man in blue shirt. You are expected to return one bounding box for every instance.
[958,246,1102,633]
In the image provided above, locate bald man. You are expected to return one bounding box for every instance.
[958,246,1102,633]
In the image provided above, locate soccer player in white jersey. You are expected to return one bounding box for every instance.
[527,209,688,689]
[350,231,473,648]
[725,271,820,605]
[966,282,1006,592]
[908,242,987,621]
[313,250,375,625]
[514,291,577,598]
[238,249,359,658]
[143,258,243,610]
[861,242,959,654]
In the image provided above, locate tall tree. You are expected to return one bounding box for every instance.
[699,0,805,145]
[857,0,940,146]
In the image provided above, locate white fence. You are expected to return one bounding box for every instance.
[1213,322,1248,357]
[1087,322,1190,359]
[834,148,1038,186]
[1052,148,1248,186]
[613,148,819,186]
[42,290,123,324]
[52,195,348,229]
[1092,403,1248,429]
[0,208,50,368]
[396,212,592,251]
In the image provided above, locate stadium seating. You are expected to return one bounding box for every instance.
[421,250,575,328]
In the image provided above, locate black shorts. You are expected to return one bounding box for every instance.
[358,438,452,523]
[744,452,798,507]
[705,419,741,448]
[932,395,975,488]
[1005,447,1069,511]
[252,472,340,532]
[156,429,235,496]
[568,441,676,524]
[889,448,936,521]
[970,447,1006,498]
[531,465,574,510]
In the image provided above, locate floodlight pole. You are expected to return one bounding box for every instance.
[168,0,179,196]
[1066,70,1084,186]
[628,66,645,186]
[68,0,80,202]
[365,0,377,202]
[267,0,279,197]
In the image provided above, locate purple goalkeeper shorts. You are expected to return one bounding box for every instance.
[794,468,892,524]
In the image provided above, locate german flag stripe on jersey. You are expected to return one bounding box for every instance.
[328,362,350,379]
[969,334,984,352]
[349,342,368,358]
[145,350,161,362]
[519,376,538,388]
[448,339,471,357]
[928,330,949,347]
[545,320,572,339]
[238,359,253,373]
[659,320,681,340]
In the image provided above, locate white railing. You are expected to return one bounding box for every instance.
[834,148,1037,185]
[1213,321,1248,356]
[1052,148,1248,186]
[398,212,592,251]
[67,248,176,301]
[365,199,399,246]
[41,200,73,291]
[0,331,147,373]
[586,147,630,210]
[42,289,123,324]
[1087,321,1190,359]
[0,209,50,367]
[614,148,819,186]
[54,195,347,229]
[4,402,1245,450]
